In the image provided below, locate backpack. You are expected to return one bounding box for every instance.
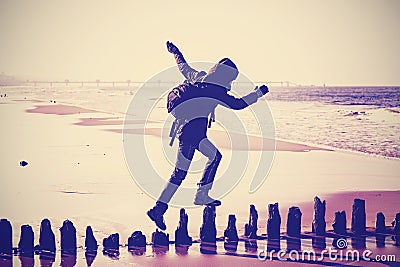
[167,82,198,119]
[166,82,215,146]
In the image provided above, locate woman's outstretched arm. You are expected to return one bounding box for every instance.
[166,41,206,83]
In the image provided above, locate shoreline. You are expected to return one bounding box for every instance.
[21,101,400,160]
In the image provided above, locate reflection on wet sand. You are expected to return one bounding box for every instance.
[60,253,76,267]
[200,241,217,254]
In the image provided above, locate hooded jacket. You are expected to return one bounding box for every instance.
[172,52,259,144]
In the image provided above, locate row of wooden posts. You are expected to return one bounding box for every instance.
[0,197,399,259]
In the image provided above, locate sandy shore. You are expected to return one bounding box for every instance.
[0,99,399,266]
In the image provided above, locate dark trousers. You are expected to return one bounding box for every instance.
[157,137,222,204]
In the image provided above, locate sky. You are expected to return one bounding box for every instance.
[0,0,399,86]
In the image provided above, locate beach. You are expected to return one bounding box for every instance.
[0,85,399,266]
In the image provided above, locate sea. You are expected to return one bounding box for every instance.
[1,85,399,159]
[265,86,400,159]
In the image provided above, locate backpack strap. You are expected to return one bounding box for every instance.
[169,119,178,146]
[169,119,188,146]
[208,109,216,128]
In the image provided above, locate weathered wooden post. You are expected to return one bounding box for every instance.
[174,209,191,256]
[60,220,77,255]
[351,198,366,234]
[224,214,239,252]
[375,212,386,247]
[287,206,302,251]
[128,231,146,255]
[175,208,192,246]
[244,204,258,239]
[351,198,366,248]
[85,226,97,251]
[37,219,55,266]
[287,207,302,237]
[103,233,119,257]
[392,212,400,246]
[0,218,12,256]
[312,196,326,249]
[60,220,77,267]
[332,211,347,248]
[18,225,34,257]
[38,218,56,256]
[151,229,169,254]
[200,206,217,254]
[128,231,146,248]
[267,203,281,251]
[18,225,34,267]
[152,229,169,247]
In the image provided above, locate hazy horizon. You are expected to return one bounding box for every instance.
[1,0,399,86]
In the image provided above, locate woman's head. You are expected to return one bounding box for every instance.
[206,58,239,90]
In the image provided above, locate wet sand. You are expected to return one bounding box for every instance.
[26,104,97,115]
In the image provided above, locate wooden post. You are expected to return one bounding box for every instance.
[175,208,192,246]
[18,225,34,257]
[0,219,12,256]
[224,214,239,252]
[151,229,169,247]
[351,198,366,234]
[200,206,217,243]
[39,219,56,254]
[375,212,386,247]
[333,211,347,234]
[312,196,326,234]
[85,226,97,251]
[151,229,169,254]
[332,211,347,248]
[287,206,302,237]
[103,233,119,250]
[312,196,326,249]
[287,206,302,251]
[103,233,119,257]
[224,214,239,241]
[60,220,77,255]
[128,231,146,255]
[393,212,400,246]
[85,226,97,267]
[351,198,366,248]
[244,204,258,239]
[200,206,217,254]
[267,203,281,251]
[128,231,146,248]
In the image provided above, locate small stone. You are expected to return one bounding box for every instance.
[20,161,28,167]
